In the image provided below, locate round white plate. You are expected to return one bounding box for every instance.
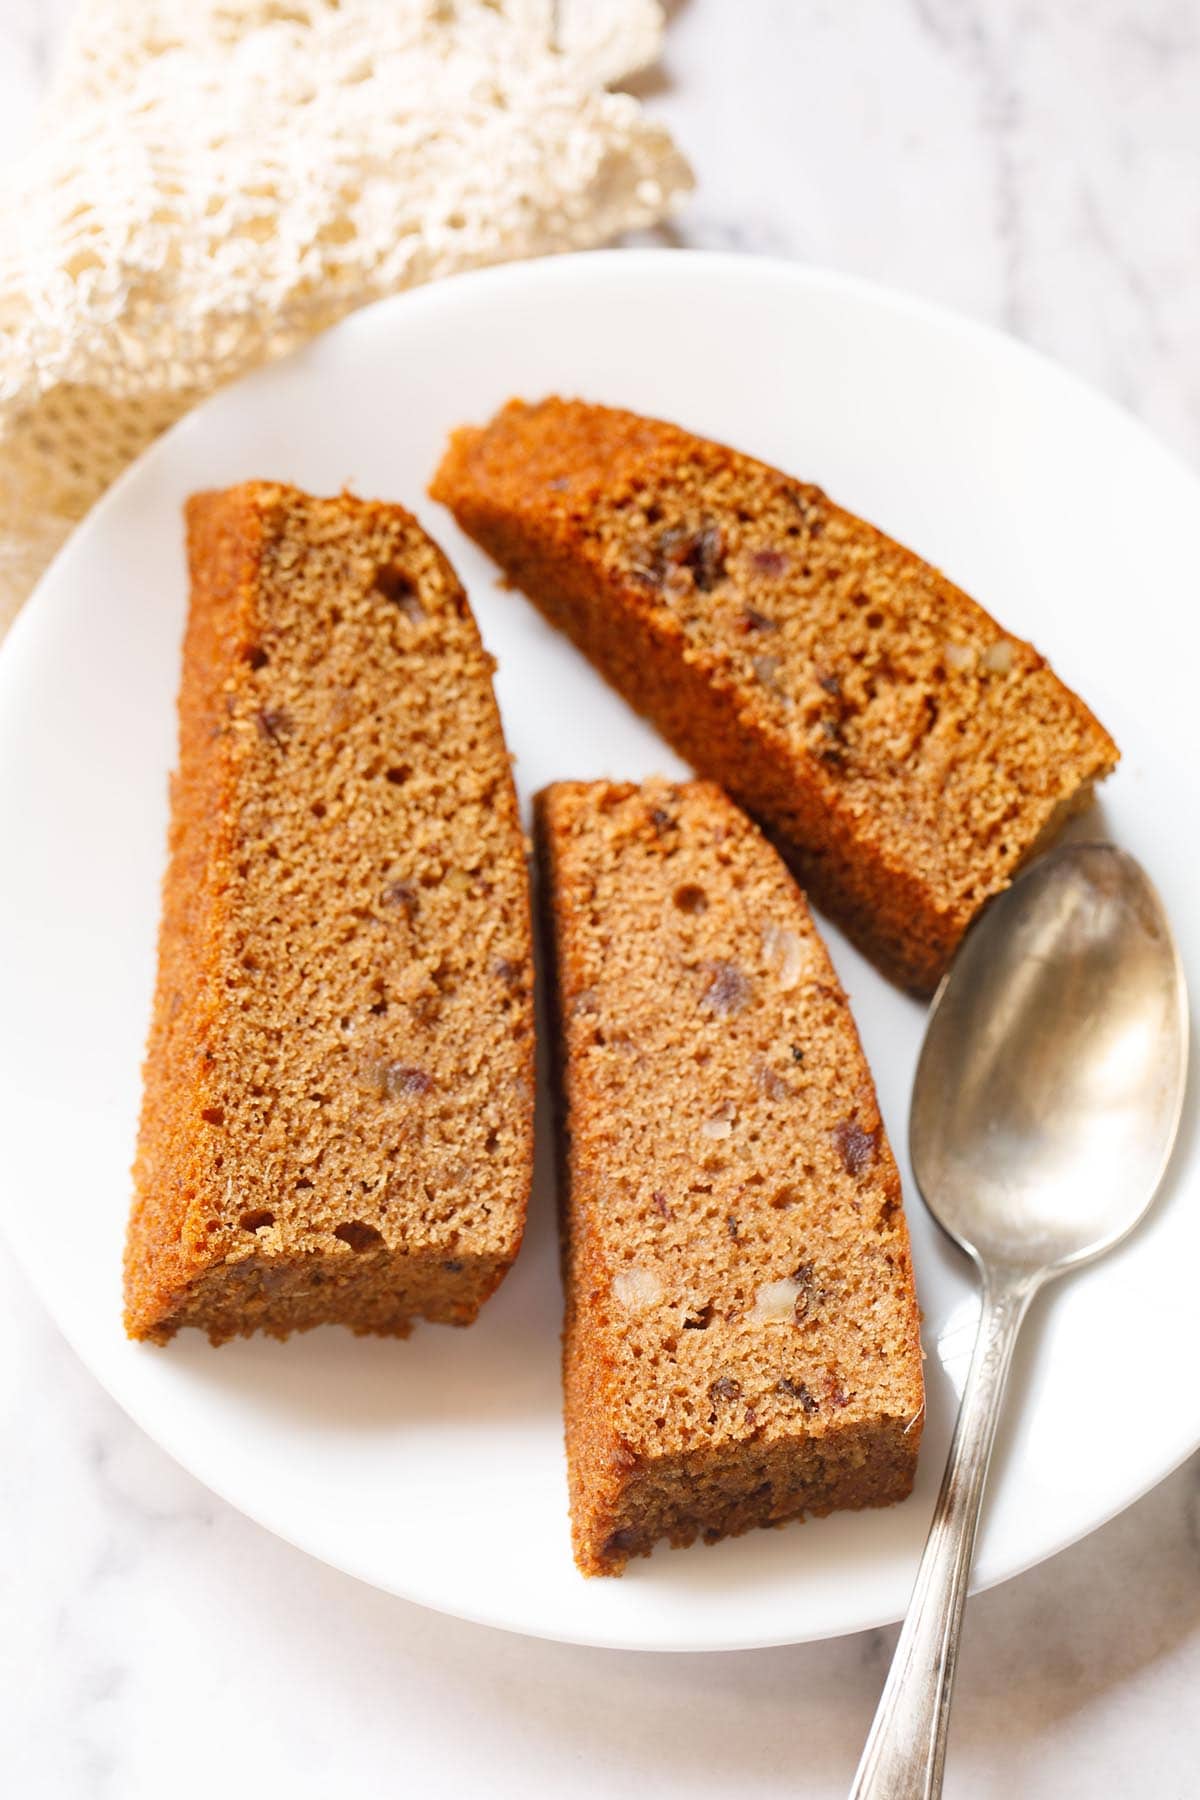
[0,252,1196,1652]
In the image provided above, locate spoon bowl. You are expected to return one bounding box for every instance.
[911,843,1188,1274]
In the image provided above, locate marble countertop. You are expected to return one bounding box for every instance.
[3,4,1199,1796]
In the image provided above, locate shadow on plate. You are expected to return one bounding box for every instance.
[161,1116,564,1438]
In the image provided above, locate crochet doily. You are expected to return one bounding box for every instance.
[0,0,691,634]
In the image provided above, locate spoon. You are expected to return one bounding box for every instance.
[850,842,1188,1800]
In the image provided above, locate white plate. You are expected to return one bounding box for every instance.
[0,252,1196,1653]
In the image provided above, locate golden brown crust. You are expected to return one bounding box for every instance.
[434,399,1119,991]
[126,482,534,1343]
[536,778,924,1576]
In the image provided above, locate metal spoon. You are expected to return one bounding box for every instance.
[850,843,1188,1800]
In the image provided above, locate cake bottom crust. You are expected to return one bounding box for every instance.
[575,1416,919,1577]
[126,1247,511,1346]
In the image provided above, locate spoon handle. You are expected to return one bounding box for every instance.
[849,1266,1040,1800]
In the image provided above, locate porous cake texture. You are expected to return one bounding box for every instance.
[537,777,924,1576]
[434,399,1119,991]
[125,482,534,1344]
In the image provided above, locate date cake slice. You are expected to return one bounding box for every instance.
[125,482,534,1344]
[434,398,1119,991]
[536,777,924,1575]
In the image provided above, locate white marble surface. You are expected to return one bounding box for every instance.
[3,3,1200,1796]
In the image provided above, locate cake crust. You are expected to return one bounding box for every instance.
[434,399,1119,991]
[126,483,534,1343]
[537,778,924,1575]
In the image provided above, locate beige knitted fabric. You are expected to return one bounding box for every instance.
[0,0,691,635]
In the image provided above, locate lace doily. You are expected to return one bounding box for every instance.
[0,0,691,634]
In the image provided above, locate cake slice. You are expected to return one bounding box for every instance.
[434,399,1119,991]
[125,482,534,1344]
[536,777,924,1576]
